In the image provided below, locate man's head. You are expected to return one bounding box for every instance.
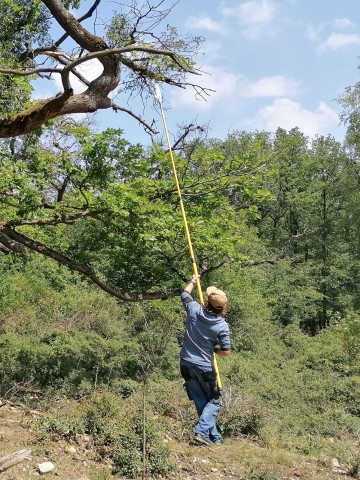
[206,286,228,311]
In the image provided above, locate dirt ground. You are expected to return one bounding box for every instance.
[0,402,354,479]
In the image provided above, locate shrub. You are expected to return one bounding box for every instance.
[33,391,174,478]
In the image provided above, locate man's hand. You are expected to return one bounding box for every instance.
[214,346,231,356]
[184,274,200,293]
[190,274,200,284]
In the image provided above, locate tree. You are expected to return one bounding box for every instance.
[0,0,48,119]
[0,120,273,301]
[258,128,360,333]
[0,0,207,138]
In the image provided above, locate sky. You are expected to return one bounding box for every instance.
[33,0,360,145]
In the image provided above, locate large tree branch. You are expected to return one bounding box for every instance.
[42,0,108,53]
[52,0,103,50]
[22,0,103,60]
[0,43,196,138]
[0,233,26,254]
[3,45,196,78]
[0,0,203,138]
[0,449,32,474]
[6,211,98,227]
[0,0,118,138]
[1,226,180,301]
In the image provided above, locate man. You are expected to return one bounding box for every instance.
[180,274,231,446]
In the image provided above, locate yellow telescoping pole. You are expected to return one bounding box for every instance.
[154,84,222,391]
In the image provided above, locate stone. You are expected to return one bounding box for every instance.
[64,445,77,455]
[37,461,55,474]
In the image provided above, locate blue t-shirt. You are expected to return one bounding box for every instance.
[180,291,231,369]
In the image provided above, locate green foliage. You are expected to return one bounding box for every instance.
[257,129,360,332]
[340,311,360,371]
[33,399,85,442]
[0,122,273,295]
[221,395,265,440]
[106,13,132,47]
[241,467,283,480]
[1,96,360,477]
[84,392,174,478]
[0,255,125,336]
[0,330,137,396]
[221,314,360,458]
[0,0,49,53]
[0,0,49,118]
[34,391,174,478]
[0,236,359,476]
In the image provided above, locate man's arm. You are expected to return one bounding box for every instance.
[180,275,201,313]
[183,274,200,294]
[215,324,231,356]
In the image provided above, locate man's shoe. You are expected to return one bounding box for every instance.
[212,439,222,445]
[192,433,213,446]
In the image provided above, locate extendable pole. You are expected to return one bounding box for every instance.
[154,84,222,391]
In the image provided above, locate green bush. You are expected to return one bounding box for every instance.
[0,331,139,396]
[33,391,174,478]
[241,467,284,480]
[32,399,85,442]
[220,392,265,440]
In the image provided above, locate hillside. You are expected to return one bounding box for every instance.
[0,399,357,480]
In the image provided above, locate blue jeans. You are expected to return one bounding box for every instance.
[180,360,222,442]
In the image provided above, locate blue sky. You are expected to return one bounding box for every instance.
[33,0,360,145]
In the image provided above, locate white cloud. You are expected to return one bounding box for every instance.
[333,18,355,30]
[252,98,338,137]
[171,66,301,110]
[187,15,225,35]
[170,67,241,110]
[306,24,324,42]
[319,33,360,51]
[199,41,223,63]
[52,59,104,94]
[245,75,302,97]
[31,60,105,101]
[223,0,279,39]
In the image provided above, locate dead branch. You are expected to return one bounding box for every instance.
[0,449,32,473]
[111,102,158,134]
[1,45,196,78]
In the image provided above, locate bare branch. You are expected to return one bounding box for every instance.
[0,42,196,138]
[168,124,204,152]
[111,102,158,134]
[0,67,62,76]
[3,48,192,80]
